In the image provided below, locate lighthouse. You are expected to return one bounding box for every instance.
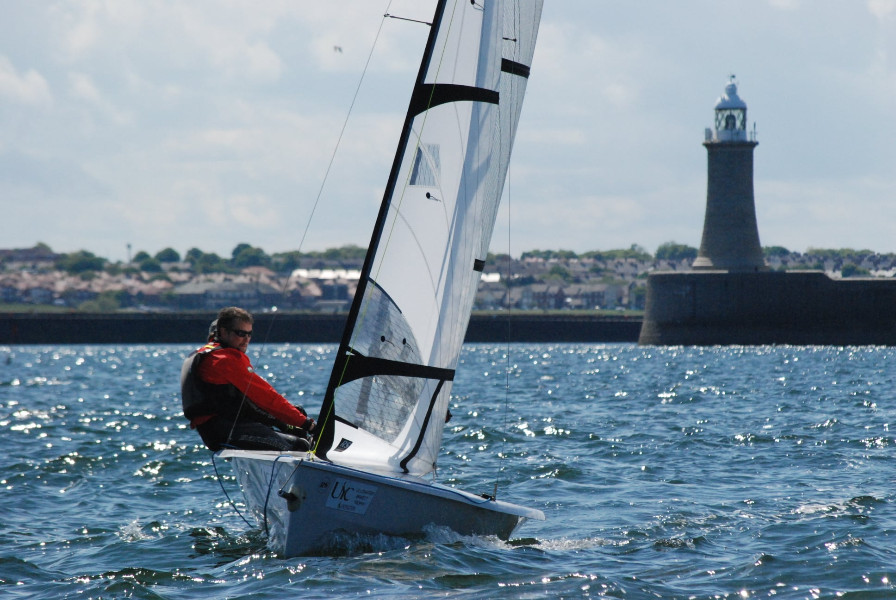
[692,77,767,271]
[639,76,896,346]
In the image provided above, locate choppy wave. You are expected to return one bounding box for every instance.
[1,343,895,598]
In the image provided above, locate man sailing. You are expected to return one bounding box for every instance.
[180,306,315,451]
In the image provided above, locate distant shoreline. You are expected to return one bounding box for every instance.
[0,312,643,345]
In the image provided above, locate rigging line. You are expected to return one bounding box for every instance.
[209,282,280,448]
[212,451,254,528]
[260,0,397,368]
[495,5,525,502]
[226,3,393,454]
[311,1,404,452]
[277,460,304,497]
[261,454,292,536]
[496,122,511,504]
[295,3,395,259]
[384,13,432,26]
[223,342,259,447]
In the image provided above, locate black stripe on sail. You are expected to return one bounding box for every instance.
[473,258,485,272]
[501,58,530,78]
[409,83,499,117]
[399,380,445,473]
[340,352,455,386]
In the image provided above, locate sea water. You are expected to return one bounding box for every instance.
[1,343,894,599]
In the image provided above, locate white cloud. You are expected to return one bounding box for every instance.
[868,0,896,19]
[67,71,100,102]
[520,127,587,147]
[66,71,133,125]
[0,56,52,106]
[767,0,801,9]
[224,193,280,229]
[757,175,896,251]
[57,3,102,57]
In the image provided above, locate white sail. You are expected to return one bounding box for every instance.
[317,0,543,477]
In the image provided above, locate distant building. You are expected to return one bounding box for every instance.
[172,280,282,310]
[0,245,59,270]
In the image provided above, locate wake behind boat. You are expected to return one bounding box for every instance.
[220,0,545,556]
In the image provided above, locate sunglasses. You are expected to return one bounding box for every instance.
[228,327,253,338]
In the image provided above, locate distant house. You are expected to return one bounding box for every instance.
[313,281,354,312]
[0,284,17,303]
[290,279,321,310]
[26,286,55,305]
[0,245,60,270]
[291,267,361,281]
[475,280,507,310]
[206,281,281,309]
[529,284,566,310]
[563,283,622,310]
[59,288,99,306]
[172,280,282,310]
[160,261,191,272]
[319,281,349,301]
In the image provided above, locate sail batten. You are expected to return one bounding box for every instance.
[409,83,499,117]
[501,58,531,78]
[317,0,543,477]
[341,353,455,385]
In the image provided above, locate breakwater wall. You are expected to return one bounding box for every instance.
[639,270,896,346]
[0,312,642,345]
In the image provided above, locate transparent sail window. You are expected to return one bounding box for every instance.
[409,144,441,187]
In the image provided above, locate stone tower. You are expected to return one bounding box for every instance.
[692,77,767,272]
[639,76,896,346]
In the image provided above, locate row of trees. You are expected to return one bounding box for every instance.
[18,241,896,276]
[521,243,896,264]
[49,244,369,275]
[519,242,695,262]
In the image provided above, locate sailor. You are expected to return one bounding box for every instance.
[180,306,315,451]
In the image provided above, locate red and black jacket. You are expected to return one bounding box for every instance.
[180,343,310,429]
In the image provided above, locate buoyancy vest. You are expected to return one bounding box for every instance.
[180,344,272,424]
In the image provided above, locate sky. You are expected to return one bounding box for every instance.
[1,1,895,263]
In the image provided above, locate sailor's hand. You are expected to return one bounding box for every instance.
[301,417,316,433]
[281,423,303,436]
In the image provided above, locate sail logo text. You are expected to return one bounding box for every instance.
[325,478,377,515]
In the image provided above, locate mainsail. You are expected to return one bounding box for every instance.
[316,0,543,477]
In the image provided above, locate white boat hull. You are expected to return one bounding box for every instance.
[219,449,545,556]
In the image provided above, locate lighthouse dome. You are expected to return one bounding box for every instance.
[715,81,747,110]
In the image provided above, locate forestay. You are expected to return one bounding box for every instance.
[316,0,543,477]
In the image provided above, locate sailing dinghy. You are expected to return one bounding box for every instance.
[219,0,545,556]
